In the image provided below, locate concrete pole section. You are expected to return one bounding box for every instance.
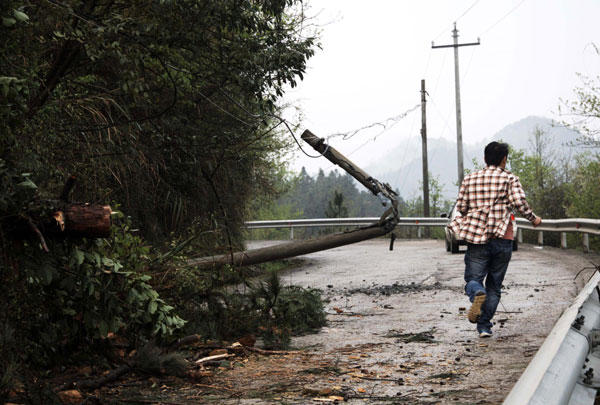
[452,24,464,186]
[421,79,430,220]
[190,224,393,269]
[432,23,480,187]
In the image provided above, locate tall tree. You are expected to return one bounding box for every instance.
[0,0,318,244]
[325,190,348,218]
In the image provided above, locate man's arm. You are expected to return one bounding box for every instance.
[456,180,469,216]
[508,176,541,225]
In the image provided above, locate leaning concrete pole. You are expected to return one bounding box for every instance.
[190,130,399,270]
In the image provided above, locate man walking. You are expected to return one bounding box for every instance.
[449,142,542,338]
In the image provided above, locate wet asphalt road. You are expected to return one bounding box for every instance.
[248,238,597,404]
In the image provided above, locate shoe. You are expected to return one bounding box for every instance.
[467,291,486,324]
[478,327,493,338]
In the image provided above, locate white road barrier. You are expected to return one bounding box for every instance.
[503,271,600,405]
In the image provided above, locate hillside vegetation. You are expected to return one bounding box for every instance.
[0,0,324,399]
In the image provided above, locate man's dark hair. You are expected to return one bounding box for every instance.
[484,141,509,166]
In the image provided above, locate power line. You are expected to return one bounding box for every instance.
[326,104,420,141]
[427,94,455,161]
[322,105,421,170]
[479,0,529,37]
[395,111,420,193]
[456,0,482,22]
[461,46,477,83]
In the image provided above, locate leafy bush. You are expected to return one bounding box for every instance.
[173,268,326,349]
[0,161,185,367]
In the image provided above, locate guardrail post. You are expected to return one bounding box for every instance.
[583,233,589,253]
[290,227,294,240]
[538,231,544,246]
[417,226,422,238]
[561,232,567,249]
[517,228,523,244]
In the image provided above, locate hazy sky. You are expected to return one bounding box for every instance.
[283,0,600,174]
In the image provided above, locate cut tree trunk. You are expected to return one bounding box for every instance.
[7,203,112,241]
[57,203,112,238]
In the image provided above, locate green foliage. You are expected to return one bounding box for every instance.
[0,163,184,366]
[18,216,184,357]
[279,168,402,218]
[325,190,349,218]
[1,0,318,244]
[402,173,453,239]
[251,270,327,349]
[0,323,18,402]
[246,168,401,239]
[246,169,303,240]
[503,126,600,249]
[0,0,320,380]
[133,343,188,377]
[170,268,326,349]
[566,156,600,219]
[557,50,600,250]
[560,70,600,151]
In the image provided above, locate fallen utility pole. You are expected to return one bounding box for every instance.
[189,223,393,268]
[190,130,399,270]
[301,130,398,214]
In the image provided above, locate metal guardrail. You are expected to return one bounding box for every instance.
[515,218,600,235]
[245,217,446,228]
[503,271,600,405]
[246,217,600,252]
[246,217,600,233]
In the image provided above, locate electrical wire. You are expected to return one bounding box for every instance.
[321,106,420,171]
[479,0,529,38]
[426,94,455,162]
[281,119,330,159]
[326,104,420,141]
[395,110,420,192]
[455,0,482,23]
[432,48,449,98]
[461,46,477,84]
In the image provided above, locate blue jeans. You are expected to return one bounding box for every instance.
[464,238,513,330]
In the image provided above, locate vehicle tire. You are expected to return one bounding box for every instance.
[451,238,460,254]
[512,239,518,251]
[445,237,451,252]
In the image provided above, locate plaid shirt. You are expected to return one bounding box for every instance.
[448,165,537,244]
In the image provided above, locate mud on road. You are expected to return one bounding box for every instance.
[205,239,596,404]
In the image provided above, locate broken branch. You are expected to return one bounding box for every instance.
[26,216,49,252]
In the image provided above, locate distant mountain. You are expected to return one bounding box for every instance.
[366,116,582,200]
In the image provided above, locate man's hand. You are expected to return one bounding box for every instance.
[533,216,542,227]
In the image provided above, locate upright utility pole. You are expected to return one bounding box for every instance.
[432,23,480,185]
[420,79,430,220]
